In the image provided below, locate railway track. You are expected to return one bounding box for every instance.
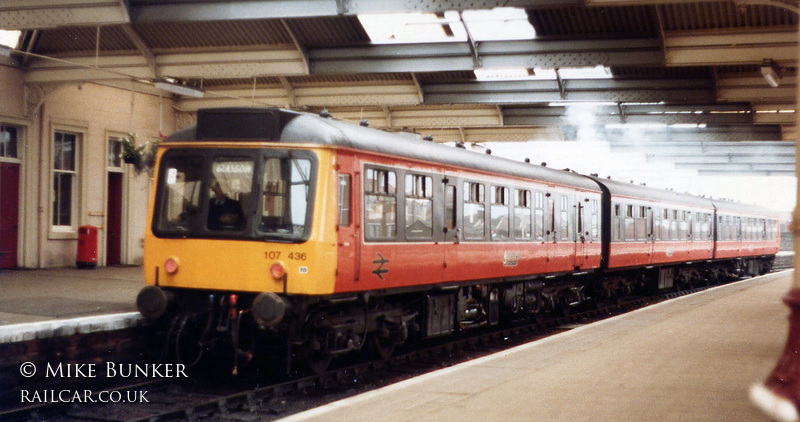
[4,272,786,422]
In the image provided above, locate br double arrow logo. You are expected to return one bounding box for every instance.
[372,253,389,280]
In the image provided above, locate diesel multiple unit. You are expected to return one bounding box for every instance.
[136,108,779,373]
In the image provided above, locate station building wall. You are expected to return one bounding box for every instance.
[0,65,177,269]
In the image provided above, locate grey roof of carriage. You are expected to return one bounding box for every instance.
[166,107,776,218]
[167,107,602,192]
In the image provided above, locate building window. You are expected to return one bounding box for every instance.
[0,125,18,159]
[53,131,79,228]
[365,168,397,240]
[107,136,124,169]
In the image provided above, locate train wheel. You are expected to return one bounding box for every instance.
[370,332,396,360]
[302,345,332,375]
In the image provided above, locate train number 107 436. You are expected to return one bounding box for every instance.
[265,251,308,261]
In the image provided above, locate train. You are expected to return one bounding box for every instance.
[136,107,780,374]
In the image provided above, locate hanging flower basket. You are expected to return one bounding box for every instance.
[120,135,158,175]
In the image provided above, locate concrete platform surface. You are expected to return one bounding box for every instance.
[282,271,794,422]
[0,266,142,325]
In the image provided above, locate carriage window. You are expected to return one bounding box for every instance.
[260,157,312,238]
[156,155,205,232]
[365,168,397,240]
[491,186,510,240]
[591,199,599,240]
[208,157,253,231]
[702,213,710,240]
[560,196,570,241]
[736,217,742,239]
[154,150,315,241]
[720,215,733,240]
[338,174,351,227]
[624,204,635,241]
[464,182,485,240]
[514,189,532,240]
[635,206,647,241]
[445,185,456,231]
[678,210,688,239]
[667,210,675,240]
[405,174,433,240]
[612,203,621,241]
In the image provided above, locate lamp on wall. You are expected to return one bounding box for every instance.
[153,79,204,98]
[760,59,782,88]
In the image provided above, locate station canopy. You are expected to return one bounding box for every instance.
[0,0,797,176]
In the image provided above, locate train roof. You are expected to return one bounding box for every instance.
[710,197,779,218]
[587,175,715,209]
[166,107,601,192]
[166,108,779,220]
[587,175,778,218]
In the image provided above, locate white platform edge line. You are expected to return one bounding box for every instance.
[277,270,793,422]
[0,312,144,343]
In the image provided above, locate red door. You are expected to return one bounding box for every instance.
[106,172,123,265]
[334,153,358,291]
[0,162,20,268]
[442,180,460,282]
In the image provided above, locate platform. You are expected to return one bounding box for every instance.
[282,270,794,422]
[0,266,144,342]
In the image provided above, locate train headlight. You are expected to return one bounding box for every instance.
[164,257,179,275]
[270,261,286,280]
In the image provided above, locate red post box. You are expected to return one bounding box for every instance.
[77,225,98,268]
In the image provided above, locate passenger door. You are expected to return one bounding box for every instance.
[335,153,358,286]
[545,193,558,272]
[575,199,586,268]
[442,178,460,281]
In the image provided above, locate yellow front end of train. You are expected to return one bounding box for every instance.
[142,142,339,297]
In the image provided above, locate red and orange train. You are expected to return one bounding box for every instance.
[136,108,779,372]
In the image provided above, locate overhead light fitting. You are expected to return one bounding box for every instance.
[760,59,782,88]
[154,79,204,98]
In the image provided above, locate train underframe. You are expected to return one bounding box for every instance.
[156,255,774,375]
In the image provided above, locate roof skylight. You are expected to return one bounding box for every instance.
[358,11,466,44]
[461,8,536,41]
[0,30,21,50]
[474,67,556,81]
[558,66,613,79]
[474,67,612,82]
[358,7,535,44]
